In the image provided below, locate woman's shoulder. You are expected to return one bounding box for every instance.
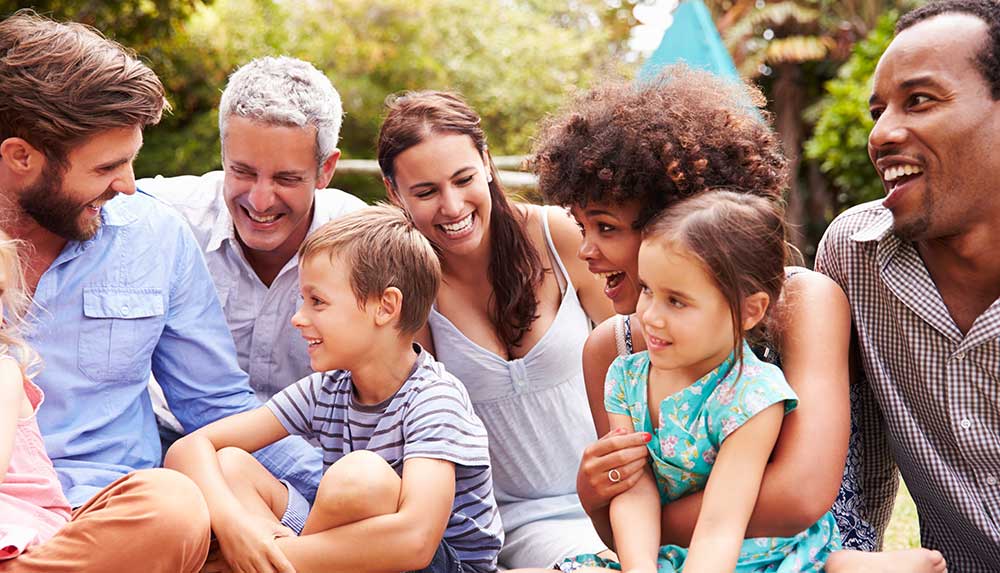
[781,267,847,306]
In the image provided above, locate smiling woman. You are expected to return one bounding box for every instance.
[376,91,616,569]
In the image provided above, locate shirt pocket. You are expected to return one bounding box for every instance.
[78,287,166,383]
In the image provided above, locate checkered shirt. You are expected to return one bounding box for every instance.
[815,200,1000,572]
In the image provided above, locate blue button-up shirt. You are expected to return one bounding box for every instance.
[27,191,321,507]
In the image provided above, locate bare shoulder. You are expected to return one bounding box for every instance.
[781,268,848,310]
[583,316,621,374]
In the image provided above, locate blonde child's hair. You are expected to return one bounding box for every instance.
[0,231,40,375]
[299,204,441,334]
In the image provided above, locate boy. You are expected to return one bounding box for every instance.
[165,205,502,573]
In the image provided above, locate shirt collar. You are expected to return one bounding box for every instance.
[100,191,142,227]
[849,203,895,244]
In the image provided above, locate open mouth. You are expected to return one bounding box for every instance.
[243,206,283,224]
[595,271,627,299]
[304,337,322,350]
[438,212,475,236]
[884,164,923,191]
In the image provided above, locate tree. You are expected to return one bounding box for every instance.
[804,10,897,212]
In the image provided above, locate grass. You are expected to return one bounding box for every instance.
[883,481,921,550]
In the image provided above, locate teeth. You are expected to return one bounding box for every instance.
[594,271,623,280]
[440,213,473,233]
[305,338,321,347]
[884,164,923,182]
[247,210,280,223]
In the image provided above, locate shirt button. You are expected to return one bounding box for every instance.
[960,419,972,429]
[121,305,130,315]
[954,352,966,361]
[987,476,998,486]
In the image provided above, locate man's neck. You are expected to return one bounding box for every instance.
[4,213,68,295]
[242,244,297,288]
[917,222,1000,334]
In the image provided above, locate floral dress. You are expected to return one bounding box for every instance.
[561,344,842,572]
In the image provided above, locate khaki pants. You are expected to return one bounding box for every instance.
[1,468,211,573]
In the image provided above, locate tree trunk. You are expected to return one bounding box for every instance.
[772,62,807,252]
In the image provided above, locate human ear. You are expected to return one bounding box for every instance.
[481,149,494,183]
[383,176,404,206]
[316,149,341,189]
[0,138,43,176]
[741,291,770,331]
[374,286,404,328]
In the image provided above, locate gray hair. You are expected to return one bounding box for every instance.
[219,56,343,171]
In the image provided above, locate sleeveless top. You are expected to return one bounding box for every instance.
[612,267,876,550]
[0,363,72,558]
[427,207,597,532]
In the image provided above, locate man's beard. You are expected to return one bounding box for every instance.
[18,164,114,242]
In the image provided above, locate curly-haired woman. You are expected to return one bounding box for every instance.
[530,65,866,558]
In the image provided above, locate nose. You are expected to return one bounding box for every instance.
[577,233,599,262]
[112,163,137,195]
[868,107,907,157]
[247,179,277,213]
[438,187,463,218]
[640,299,666,330]
[291,306,307,329]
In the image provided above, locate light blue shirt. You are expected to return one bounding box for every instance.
[27,191,322,507]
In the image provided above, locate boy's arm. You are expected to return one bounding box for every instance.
[276,457,456,573]
[682,403,784,573]
[165,407,296,573]
[607,412,660,573]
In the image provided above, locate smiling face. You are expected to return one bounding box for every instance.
[291,254,375,372]
[570,199,644,315]
[868,14,1000,240]
[387,133,493,259]
[222,115,336,263]
[19,127,142,241]
[636,239,735,381]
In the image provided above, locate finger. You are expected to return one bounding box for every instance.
[587,432,651,457]
[617,453,649,479]
[267,544,297,573]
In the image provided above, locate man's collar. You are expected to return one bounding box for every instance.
[850,203,895,244]
[206,200,236,253]
[100,191,142,227]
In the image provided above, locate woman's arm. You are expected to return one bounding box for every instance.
[577,320,651,548]
[607,413,660,573]
[683,403,785,573]
[0,360,24,482]
[659,270,852,543]
[277,458,456,573]
[545,206,615,324]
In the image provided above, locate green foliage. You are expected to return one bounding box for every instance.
[804,10,897,211]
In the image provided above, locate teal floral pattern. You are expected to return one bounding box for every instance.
[563,343,842,572]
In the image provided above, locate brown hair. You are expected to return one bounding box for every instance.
[643,190,787,377]
[299,204,441,335]
[0,230,41,376]
[0,10,167,168]
[532,65,787,229]
[377,91,544,351]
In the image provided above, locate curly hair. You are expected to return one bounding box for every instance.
[898,0,1000,99]
[531,65,787,228]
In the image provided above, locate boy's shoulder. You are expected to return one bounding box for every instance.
[404,346,473,401]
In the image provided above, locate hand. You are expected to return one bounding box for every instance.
[577,428,651,512]
[214,514,297,573]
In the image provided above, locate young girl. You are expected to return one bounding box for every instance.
[0,232,72,559]
[563,190,841,572]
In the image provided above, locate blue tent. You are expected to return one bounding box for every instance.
[639,0,739,81]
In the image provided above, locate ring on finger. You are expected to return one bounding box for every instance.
[608,468,622,483]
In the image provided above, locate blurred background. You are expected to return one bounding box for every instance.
[0,0,921,258]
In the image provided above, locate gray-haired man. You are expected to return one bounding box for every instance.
[140,57,366,406]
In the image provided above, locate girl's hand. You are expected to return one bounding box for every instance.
[577,428,651,512]
[215,514,296,573]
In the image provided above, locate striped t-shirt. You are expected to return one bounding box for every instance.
[266,346,503,572]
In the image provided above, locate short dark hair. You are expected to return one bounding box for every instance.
[531,65,787,229]
[0,10,167,167]
[897,0,1000,99]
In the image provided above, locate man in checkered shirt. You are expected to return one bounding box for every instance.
[815,1,1000,570]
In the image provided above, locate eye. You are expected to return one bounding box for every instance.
[276,177,303,186]
[413,187,436,199]
[869,106,884,122]
[456,175,475,186]
[669,296,685,309]
[310,296,326,306]
[638,282,651,295]
[907,93,933,108]
[597,223,615,233]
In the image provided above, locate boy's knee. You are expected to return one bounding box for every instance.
[317,450,400,511]
[216,446,256,478]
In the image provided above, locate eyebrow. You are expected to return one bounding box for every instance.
[584,208,620,218]
[869,75,943,106]
[407,166,478,191]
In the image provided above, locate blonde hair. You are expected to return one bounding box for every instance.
[300,204,441,334]
[0,231,41,376]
